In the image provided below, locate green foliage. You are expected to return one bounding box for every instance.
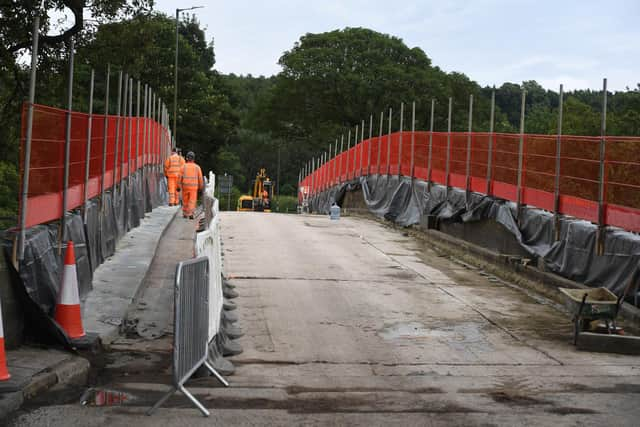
[0,162,19,229]
[76,13,238,173]
[274,195,298,214]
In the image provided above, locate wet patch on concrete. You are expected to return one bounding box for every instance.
[198,394,479,414]
[378,321,493,352]
[488,391,547,406]
[546,406,598,415]
[285,385,444,395]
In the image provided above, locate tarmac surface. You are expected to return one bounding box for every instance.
[7,212,640,426]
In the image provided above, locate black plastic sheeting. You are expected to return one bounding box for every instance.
[310,174,640,297]
[2,168,168,345]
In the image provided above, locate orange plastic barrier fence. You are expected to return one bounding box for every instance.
[300,131,640,233]
[20,103,171,228]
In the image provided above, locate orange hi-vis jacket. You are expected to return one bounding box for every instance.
[164,153,183,177]
[181,162,204,190]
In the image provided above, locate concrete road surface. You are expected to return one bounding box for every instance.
[9,212,640,426]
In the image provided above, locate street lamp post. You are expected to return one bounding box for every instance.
[174,6,203,148]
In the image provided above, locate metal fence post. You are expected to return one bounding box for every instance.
[113,71,122,191]
[18,13,41,262]
[398,102,404,176]
[445,97,452,196]
[120,74,128,184]
[597,78,608,256]
[127,77,133,186]
[83,69,95,223]
[100,65,111,210]
[486,89,495,196]
[339,134,344,183]
[516,90,527,221]
[353,125,358,177]
[61,38,75,248]
[387,107,392,176]
[465,94,474,207]
[150,91,154,169]
[553,84,564,241]
[367,114,373,175]
[333,138,338,185]
[410,101,416,179]
[360,119,365,176]
[157,96,162,168]
[347,129,351,180]
[143,85,148,174]
[328,143,332,188]
[427,99,435,191]
[377,111,383,175]
[136,80,141,173]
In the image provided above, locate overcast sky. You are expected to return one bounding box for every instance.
[153,0,637,91]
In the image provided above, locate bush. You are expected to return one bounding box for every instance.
[0,161,18,229]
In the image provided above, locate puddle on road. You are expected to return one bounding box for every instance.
[378,321,493,352]
[80,388,134,407]
[378,322,448,339]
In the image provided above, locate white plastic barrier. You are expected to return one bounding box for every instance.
[194,172,224,341]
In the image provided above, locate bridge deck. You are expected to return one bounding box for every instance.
[10,212,640,426]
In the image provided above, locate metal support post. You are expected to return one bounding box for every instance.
[347,129,351,180]
[61,38,75,248]
[597,78,608,255]
[377,111,383,175]
[486,89,495,196]
[465,94,473,207]
[18,13,41,262]
[83,69,95,223]
[516,90,527,221]
[127,77,133,185]
[553,84,564,240]
[445,97,452,195]
[136,81,140,173]
[360,119,365,176]
[340,135,344,183]
[367,114,373,175]
[353,125,358,177]
[328,143,332,187]
[387,108,392,176]
[100,65,110,210]
[398,102,404,176]
[143,85,148,187]
[410,101,416,179]
[113,71,122,190]
[332,138,338,185]
[427,99,435,191]
[120,74,128,184]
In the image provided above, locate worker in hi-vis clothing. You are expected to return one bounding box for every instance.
[176,148,186,205]
[180,151,204,219]
[164,148,183,206]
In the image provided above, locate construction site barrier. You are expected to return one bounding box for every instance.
[195,172,242,374]
[19,102,171,229]
[300,131,640,233]
[147,256,228,417]
[195,173,223,341]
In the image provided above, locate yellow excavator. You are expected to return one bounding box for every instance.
[237,168,273,212]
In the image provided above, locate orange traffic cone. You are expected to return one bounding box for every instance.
[54,241,85,339]
[0,297,10,381]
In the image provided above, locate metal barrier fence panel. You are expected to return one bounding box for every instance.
[147,256,228,417]
[303,130,640,232]
[19,103,170,229]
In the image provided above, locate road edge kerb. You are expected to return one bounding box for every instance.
[1,354,90,420]
[127,207,181,313]
[85,206,180,347]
